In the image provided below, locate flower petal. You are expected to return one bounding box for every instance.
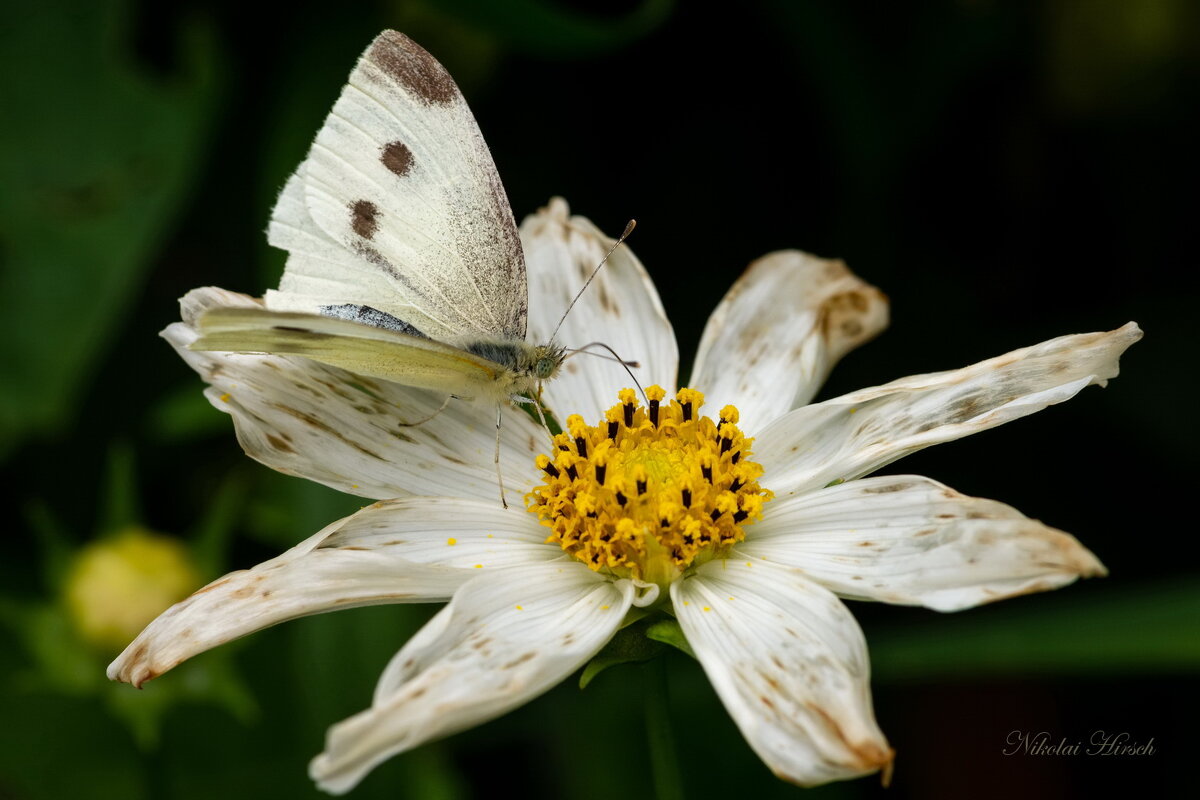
[166,287,545,501]
[741,475,1106,612]
[310,562,634,794]
[756,323,1142,497]
[320,497,564,571]
[107,499,557,688]
[672,559,892,786]
[522,197,679,422]
[691,252,888,432]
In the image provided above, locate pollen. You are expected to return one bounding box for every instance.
[526,386,772,589]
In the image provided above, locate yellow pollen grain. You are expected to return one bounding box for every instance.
[515,605,523,610]
[446,538,457,546]
[473,564,482,568]
[703,606,711,612]
[525,386,773,587]
[219,393,231,402]
[600,605,610,610]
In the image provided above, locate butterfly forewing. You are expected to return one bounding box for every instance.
[191,307,503,395]
[276,30,527,343]
[265,163,451,338]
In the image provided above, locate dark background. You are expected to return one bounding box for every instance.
[2,1,1196,798]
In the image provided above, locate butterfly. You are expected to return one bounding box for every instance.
[190,31,605,503]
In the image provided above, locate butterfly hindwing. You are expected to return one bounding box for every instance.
[271,30,527,344]
[191,307,504,397]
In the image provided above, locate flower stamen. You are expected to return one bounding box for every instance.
[526,387,772,590]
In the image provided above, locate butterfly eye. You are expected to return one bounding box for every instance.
[536,357,559,378]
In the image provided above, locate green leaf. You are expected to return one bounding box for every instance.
[147,382,230,443]
[99,442,140,534]
[0,0,220,458]
[867,577,1200,681]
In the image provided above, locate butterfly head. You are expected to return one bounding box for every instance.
[528,343,567,380]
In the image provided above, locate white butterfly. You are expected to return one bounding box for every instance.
[192,31,571,411]
[190,31,595,501]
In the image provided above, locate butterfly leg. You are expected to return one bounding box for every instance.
[494,403,508,509]
[396,394,453,427]
[511,391,554,443]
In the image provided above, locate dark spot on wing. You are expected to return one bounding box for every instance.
[367,31,458,105]
[320,304,429,338]
[352,241,424,298]
[350,199,379,239]
[381,141,414,177]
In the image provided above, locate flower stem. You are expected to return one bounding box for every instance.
[643,658,684,800]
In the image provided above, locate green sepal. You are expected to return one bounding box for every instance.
[645,618,697,659]
[579,617,666,689]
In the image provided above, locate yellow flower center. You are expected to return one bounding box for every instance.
[526,386,772,591]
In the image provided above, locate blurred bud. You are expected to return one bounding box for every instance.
[64,527,201,652]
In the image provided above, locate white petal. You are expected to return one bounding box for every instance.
[691,252,888,432]
[756,323,1143,497]
[672,560,892,785]
[522,198,679,423]
[741,475,1106,612]
[310,562,633,794]
[320,497,565,571]
[166,288,546,501]
[107,499,558,688]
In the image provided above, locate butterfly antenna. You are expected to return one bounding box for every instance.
[548,219,637,344]
[567,342,648,404]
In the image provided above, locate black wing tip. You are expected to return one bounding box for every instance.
[364,30,458,106]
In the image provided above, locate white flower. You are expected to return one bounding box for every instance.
[109,197,1141,793]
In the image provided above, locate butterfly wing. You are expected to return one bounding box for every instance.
[190,307,506,397]
[264,31,527,344]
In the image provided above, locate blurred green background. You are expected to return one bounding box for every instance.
[2,0,1197,798]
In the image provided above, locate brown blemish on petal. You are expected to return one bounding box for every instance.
[861,482,913,494]
[501,652,537,670]
[350,199,380,239]
[270,403,385,460]
[804,701,895,773]
[265,433,295,453]
[381,141,414,177]
[333,592,415,604]
[367,31,459,105]
[190,575,236,596]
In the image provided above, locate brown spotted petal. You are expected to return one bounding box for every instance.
[755,323,1143,498]
[672,560,893,786]
[310,562,635,794]
[107,498,560,689]
[739,475,1106,612]
[166,287,544,501]
[691,251,888,433]
[521,197,679,423]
